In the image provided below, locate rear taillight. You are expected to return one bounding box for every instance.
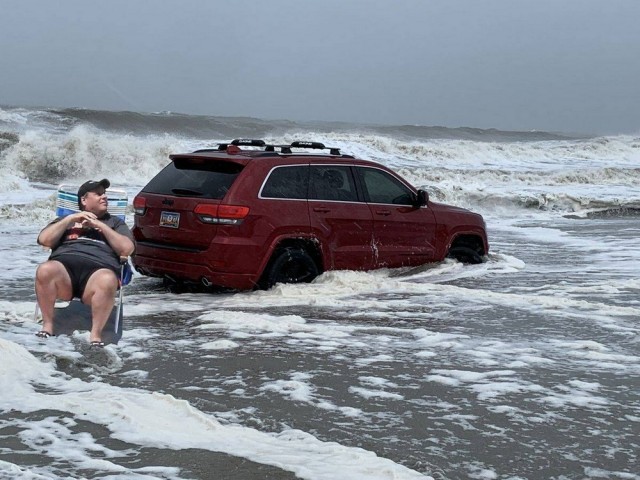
[194,204,249,225]
[133,196,147,215]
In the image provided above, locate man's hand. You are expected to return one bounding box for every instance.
[73,212,134,257]
[71,211,104,231]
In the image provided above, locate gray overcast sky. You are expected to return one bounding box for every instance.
[1,0,639,134]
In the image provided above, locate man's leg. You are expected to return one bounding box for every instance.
[35,260,73,335]
[82,269,118,343]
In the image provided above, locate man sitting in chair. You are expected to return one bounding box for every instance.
[35,179,135,346]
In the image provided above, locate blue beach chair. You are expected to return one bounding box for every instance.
[34,185,132,345]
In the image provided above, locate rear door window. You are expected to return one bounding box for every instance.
[309,165,359,202]
[142,159,243,199]
[261,165,309,199]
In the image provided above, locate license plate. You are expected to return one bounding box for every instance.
[159,211,180,228]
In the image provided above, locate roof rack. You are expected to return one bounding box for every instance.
[291,141,325,149]
[267,141,342,155]
[290,141,341,155]
[214,138,266,151]
[196,139,343,156]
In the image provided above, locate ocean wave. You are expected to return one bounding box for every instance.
[400,166,640,189]
[0,195,56,223]
[0,131,19,154]
[48,107,291,138]
[420,186,640,217]
[277,131,640,171]
[1,105,639,220]
[2,105,588,141]
[1,125,190,186]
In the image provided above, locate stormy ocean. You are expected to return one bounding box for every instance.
[0,105,639,480]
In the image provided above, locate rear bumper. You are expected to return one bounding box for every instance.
[132,249,259,290]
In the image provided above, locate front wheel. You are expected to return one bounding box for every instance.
[260,247,319,289]
[447,246,484,264]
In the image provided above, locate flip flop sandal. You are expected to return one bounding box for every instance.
[35,331,53,338]
[90,341,105,348]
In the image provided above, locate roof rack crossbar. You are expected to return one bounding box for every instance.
[230,139,266,147]
[290,141,325,149]
[198,139,343,156]
[285,141,341,155]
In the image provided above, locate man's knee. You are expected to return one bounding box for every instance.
[35,261,72,300]
[36,261,66,282]
[85,269,118,296]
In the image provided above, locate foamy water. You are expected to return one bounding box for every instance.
[1,106,639,479]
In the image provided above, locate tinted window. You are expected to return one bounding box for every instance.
[143,159,243,199]
[261,166,309,199]
[309,166,358,202]
[357,167,415,205]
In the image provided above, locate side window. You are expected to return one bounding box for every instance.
[261,166,309,200]
[309,165,358,202]
[357,167,415,205]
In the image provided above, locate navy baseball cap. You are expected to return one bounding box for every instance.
[77,179,110,208]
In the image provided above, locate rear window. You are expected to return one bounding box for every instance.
[261,166,309,200]
[142,159,244,199]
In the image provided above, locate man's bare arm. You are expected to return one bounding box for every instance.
[38,212,91,248]
[82,217,135,257]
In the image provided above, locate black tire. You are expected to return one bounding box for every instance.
[261,247,319,289]
[447,246,484,264]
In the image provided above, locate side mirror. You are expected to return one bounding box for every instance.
[415,189,429,207]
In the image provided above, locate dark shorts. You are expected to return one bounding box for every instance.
[52,254,118,299]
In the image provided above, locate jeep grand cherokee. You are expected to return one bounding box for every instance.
[132,139,489,290]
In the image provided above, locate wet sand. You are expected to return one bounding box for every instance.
[2,215,639,479]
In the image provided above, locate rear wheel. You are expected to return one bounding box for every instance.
[447,246,484,264]
[260,247,319,289]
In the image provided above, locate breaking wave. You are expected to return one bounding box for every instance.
[1,105,639,219]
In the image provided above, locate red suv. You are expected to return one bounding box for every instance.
[132,139,488,290]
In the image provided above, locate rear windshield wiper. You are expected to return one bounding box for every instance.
[171,188,204,196]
